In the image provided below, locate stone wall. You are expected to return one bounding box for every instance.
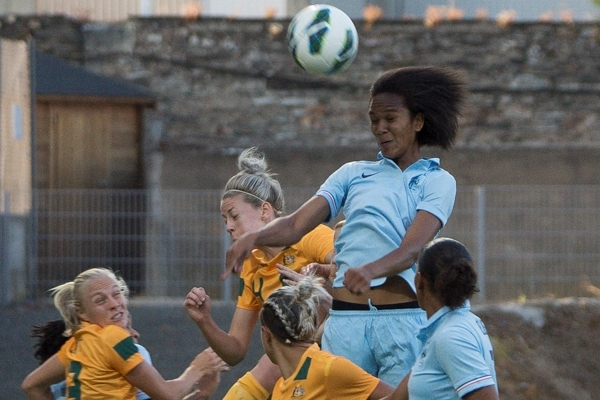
[3,15,600,188]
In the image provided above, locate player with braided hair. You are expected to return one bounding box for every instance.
[260,276,394,399]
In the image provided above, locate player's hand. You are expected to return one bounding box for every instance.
[301,262,333,279]
[184,287,213,323]
[187,349,228,399]
[343,267,372,295]
[222,232,257,280]
[191,348,229,377]
[276,263,305,286]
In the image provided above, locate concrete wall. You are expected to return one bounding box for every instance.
[2,16,600,189]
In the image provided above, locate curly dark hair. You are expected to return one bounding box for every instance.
[31,319,69,364]
[370,66,467,150]
[418,237,479,309]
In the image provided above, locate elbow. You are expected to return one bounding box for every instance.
[21,376,39,397]
[223,354,245,366]
[212,346,246,366]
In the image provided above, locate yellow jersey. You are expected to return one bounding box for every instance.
[57,322,145,400]
[271,343,381,399]
[237,224,334,311]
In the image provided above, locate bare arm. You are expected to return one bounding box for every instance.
[368,380,395,400]
[184,287,258,365]
[463,386,499,400]
[223,196,330,279]
[22,354,65,400]
[378,372,409,400]
[343,210,442,294]
[126,348,227,400]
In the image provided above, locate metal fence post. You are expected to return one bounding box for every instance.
[221,227,232,301]
[476,186,486,302]
[0,192,9,306]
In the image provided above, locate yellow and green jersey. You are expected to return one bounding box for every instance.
[237,223,334,311]
[57,322,144,400]
[271,343,381,399]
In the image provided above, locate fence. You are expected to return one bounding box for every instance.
[13,186,600,304]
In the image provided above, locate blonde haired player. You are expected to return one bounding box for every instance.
[260,275,393,399]
[184,147,334,400]
[22,268,227,400]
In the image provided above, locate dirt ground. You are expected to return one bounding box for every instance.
[2,298,599,399]
[475,298,600,400]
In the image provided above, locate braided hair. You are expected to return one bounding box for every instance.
[260,275,328,345]
[418,237,479,309]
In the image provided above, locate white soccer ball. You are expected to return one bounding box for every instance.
[287,4,359,76]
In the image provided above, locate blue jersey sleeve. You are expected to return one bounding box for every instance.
[416,168,456,227]
[435,324,496,397]
[316,162,352,222]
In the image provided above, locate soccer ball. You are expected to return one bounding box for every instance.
[287,4,359,76]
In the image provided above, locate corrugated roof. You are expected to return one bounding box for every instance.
[35,50,155,104]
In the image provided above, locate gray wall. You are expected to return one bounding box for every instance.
[0,17,600,189]
[2,16,600,190]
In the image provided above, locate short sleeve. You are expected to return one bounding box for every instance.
[435,326,495,397]
[416,169,456,227]
[316,163,352,222]
[296,224,334,263]
[102,325,145,376]
[57,337,74,366]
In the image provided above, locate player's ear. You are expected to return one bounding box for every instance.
[260,202,275,221]
[261,325,273,343]
[76,307,88,322]
[413,112,424,132]
[415,271,425,292]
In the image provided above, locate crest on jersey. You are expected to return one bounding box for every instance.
[292,385,306,397]
[283,254,296,265]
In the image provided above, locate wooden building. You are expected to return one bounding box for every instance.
[34,50,156,294]
[35,50,155,189]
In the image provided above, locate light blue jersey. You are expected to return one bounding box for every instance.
[317,153,455,385]
[135,344,152,400]
[408,302,498,399]
[316,153,456,290]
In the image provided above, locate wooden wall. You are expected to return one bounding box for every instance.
[34,99,146,293]
[0,39,31,215]
[35,100,142,189]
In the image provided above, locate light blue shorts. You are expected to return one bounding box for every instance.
[321,302,426,386]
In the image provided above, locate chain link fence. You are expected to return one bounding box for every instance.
[11,186,600,304]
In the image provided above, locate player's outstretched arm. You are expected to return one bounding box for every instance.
[222,196,330,279]
[126,348,228,400]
